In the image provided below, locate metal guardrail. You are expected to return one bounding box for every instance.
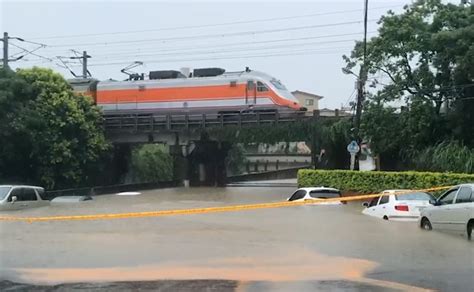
[102,110,318,132]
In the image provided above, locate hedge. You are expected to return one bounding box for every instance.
[298,169,474,194]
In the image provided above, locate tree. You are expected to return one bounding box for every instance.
[225,144,247,175]
[130,144,173,182]
[0,69,35,181]
[344,0,473,113]
[0,67,109,188]
[343,0,474,169]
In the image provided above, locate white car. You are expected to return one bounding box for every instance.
[287,187,345,205]
[420,183,474,240]
[362,190,434,221]
[0,185,49,211]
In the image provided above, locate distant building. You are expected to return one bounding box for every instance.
[292,90,352,117]
[319,108,352,117]
[291,90,324,113]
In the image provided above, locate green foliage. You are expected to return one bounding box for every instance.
[298,169,474,193]
[225,144,247,174]
[205,118,352,169]
[345,0,473,111]
[0,67,109,189]
[318,119,353,169]
[406,140,474,173]
[206,120,323,144]
[344,0,474,169]
[130,144,173,182]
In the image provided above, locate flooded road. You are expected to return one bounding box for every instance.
[0,184,473,291]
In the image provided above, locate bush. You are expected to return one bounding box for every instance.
[406,140,474,174]
[130,144,173,183]
[298,169,474,193]
[225,144,247,175]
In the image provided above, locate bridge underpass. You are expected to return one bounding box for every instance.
[103,111,338,186]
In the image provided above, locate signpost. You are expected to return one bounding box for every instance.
[347,140,360,170]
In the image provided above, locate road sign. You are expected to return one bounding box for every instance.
[347,140,360,154]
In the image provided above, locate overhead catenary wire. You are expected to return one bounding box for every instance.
[8,42,54,62]
[87,47,355,67]
[21,47,353,66]
[28,4,401,40]
[47,19,379,48]
[84,40,359,62]
[39,31,375,56]
[18,48,352,67]
[90,31,377,58]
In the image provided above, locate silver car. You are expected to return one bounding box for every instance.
[419,183,474,240]
[0,185,49,211]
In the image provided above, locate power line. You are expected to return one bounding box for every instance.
[343,88,357,108]
[87,39,358,61]
[40,31,374,56]
[21,47,351,66]
[87,47,353,67]
[93,31,375,57]
[29,4,400,40]
[48,19,378,48]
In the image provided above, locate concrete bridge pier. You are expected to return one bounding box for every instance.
[110,144,132,184]
[169,132,230,187]
[178,133,229,187]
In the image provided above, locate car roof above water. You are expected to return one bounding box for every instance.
[298,187,340,192]
[0,185,43,189]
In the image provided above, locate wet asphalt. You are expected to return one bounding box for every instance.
[0,183,472,291]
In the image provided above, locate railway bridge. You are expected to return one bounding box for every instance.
[103,110,341,186]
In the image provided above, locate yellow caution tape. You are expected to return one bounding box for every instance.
[0,186,451,222]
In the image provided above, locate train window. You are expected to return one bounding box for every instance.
[247,81,255,90]
[270,78,287,90]
[257,82,269,92]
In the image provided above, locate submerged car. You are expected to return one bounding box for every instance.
[287,187,344,205]
[0,185,49,211]
[420,184,474,240]
[51,195,93,203]
[362,190,434,221]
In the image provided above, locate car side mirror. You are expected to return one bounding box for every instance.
[429,199,439,206]
[11,196,17,203]
[362,202,369,207]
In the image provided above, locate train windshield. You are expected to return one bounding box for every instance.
[270,79,287,90]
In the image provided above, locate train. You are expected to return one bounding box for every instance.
[69,67,304,116]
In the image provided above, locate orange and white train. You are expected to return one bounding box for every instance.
[70,68,303,115]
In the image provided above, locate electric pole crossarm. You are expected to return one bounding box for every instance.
[69,51,91,78]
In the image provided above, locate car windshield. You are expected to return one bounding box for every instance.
[309,190,341,199]
[0,187,12,200]
[395,192,433,201]
[288,190,307,201]
[270,78,287,90]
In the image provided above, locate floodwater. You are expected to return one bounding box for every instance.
[0,184,473,291]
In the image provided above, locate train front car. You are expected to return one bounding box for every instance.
[94,68,303,116]
[246,70,302,112]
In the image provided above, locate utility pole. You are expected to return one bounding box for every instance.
[354,0,369,141]
[2,32,8,69]
[70,51,91,78]
[1,32,28,70]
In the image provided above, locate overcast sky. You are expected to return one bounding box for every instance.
[1,0,410,109]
